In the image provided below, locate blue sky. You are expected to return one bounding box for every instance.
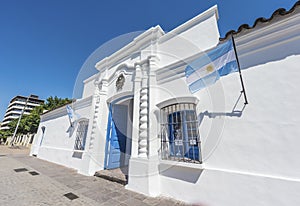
[0,0,297,119]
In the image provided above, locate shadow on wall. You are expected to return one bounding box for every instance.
[66,122,77,138]
[198,92,246,124]
[159,162,203,183]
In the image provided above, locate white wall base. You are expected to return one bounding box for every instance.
[30,144,39,156]
[78,152,105,176]
[126,157,160,197]
[159,167,300,205]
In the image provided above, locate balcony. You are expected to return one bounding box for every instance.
[2,115,19,122]
[0,126,10,130]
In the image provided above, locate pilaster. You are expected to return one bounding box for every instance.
[131,64,142,158]
[148,55,160,157]
[127,56,161,197]
[79,76,109,175]
[138,64,149,158]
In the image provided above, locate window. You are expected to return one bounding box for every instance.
[160,103,201,163]
[40,126,46,146]
[74,120,89,150]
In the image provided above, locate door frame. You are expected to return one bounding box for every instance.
[104,95,133,169]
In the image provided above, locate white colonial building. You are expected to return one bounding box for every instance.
[31,2,300,205]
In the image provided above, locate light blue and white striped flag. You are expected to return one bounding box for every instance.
[66,105,74,121]
[185,39,238,93]
[66,105,80,126]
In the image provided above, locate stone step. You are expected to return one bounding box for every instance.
[94,167,128,185]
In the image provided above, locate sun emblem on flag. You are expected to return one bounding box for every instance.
[206,65,214,72]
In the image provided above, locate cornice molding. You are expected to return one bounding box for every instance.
[41,96,93,122]
[95,26,164,72]
[236,11,300,44]
[83,73,99,84]
[234,12,300,59]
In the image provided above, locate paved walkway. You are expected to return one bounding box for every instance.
[0,146,188,206]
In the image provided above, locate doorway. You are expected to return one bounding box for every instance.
[104,98,133,170]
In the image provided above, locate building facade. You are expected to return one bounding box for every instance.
[0,94,44,130]
[30,2,300,205]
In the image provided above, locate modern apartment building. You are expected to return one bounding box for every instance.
[0,95,44,130]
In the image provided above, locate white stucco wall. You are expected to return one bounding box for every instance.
[203,55,300,177]
[160,168,300,206]
[155,11,300,205]
[157,53,300,205]
[30,97,93,172]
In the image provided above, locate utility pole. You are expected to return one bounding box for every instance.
[10,96,30,147]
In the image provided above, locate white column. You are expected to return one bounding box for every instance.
[79,76,109,175]
[148,56,160,157]
[131,64,142,158]
[87,80,101,150]
[138,65,149,158]
[127,57,161,197]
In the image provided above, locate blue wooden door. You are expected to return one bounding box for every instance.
[105,104,128,169]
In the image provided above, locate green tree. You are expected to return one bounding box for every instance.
[43,96,73,111]
[0,129,11,140]
[23,106,43,133]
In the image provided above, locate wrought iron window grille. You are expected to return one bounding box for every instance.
[160,103,202,164]
[74,120,89,151]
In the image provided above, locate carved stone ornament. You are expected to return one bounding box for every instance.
[116,74,125,91]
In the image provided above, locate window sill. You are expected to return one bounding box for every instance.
[159,159,204,170]
[73,149,85,153]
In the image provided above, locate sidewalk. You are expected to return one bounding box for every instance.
[0,145,30,155]
[0,145,188,206]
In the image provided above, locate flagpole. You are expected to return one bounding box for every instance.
[68,116,73,127]
[231,34,248,105]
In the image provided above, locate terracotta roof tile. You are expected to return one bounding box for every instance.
[220,0,300,41]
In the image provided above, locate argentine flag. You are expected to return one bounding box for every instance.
[66,105,74,121]
[185,39,238,93]
[66,105,80,126]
